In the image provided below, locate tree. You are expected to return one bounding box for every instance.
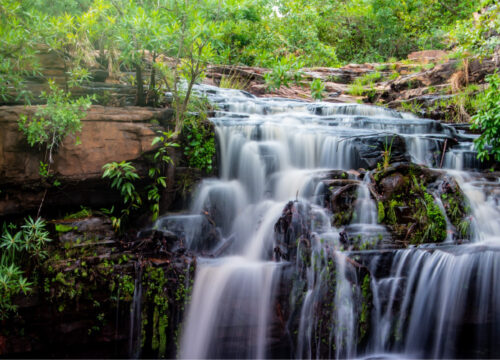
[0,0,40,103]
[153,0,222,132]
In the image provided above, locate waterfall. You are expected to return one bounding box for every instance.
[367,247,500,358]
[128,263,143,359]
[164,84,500,359]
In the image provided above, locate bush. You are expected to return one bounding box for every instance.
[264,55,304,91]
[18,80,92,164]
[471,73,500,162]
[310,78,326,101]
[0,217,51,319]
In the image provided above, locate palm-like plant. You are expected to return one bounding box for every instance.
[0,217,50,319]
[21,216,51,253]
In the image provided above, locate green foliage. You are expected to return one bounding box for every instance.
[0,217,51,319]
[348,72,381,97]
[419,192,447,243]
[149,130,178,221]
[102,161,142,230]
[451,0,500,58]
[347,82,367,97]
[375,168,450,245]
[219,72,249,90]
[382,136,395,169]
[359,274,371,340]
[2,0,489,106]
[310,78,326,101]
[377,202,385,223]
[264,55,304,91]
[103,131,179,227]
[18,80,92,164]
[359,72,383,85]
[64,206,92,220]
[183,120,216,173]
[0,0,40,103]
[143,267,169,358]
[471,73,500,162]
[55,224,77,233]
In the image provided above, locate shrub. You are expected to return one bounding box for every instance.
[471,73,500,162]
[310,78,326,101]
[0,217,51,319]
[18,80,92,164]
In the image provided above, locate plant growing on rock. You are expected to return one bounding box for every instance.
[264,54,304,91]
[102,160,142,230]
[471,73,500,162]
[103,131,178,228]
[18,80,92,215]
[0,217,51,320]
[310,78,326,101]
[18,80,92,165]
[182,120,216,173]
[149,130,179,221]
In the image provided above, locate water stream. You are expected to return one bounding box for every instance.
[155,86,499,359]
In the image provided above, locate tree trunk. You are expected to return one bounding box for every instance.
[149,54,157,106]
[135,64,145,106]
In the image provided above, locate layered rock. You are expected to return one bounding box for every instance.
[0,105,174,216]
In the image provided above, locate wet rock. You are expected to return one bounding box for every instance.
[274,201,312,261]
[373,163,470,245]
[379,172,406,201]
[351,134,410,169]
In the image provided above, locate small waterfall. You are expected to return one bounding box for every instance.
[353,175,377,225]
[367,247,500,358]
[128,264,143,359]
[180,258,277,359]
[332,252,358,359]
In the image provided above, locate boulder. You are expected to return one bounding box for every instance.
[351,135,410,169]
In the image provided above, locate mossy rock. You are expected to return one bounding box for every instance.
[373,163,469,245]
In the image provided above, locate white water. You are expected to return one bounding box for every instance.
[160,85,500,359]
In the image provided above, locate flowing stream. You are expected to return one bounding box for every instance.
[155,86,499,359]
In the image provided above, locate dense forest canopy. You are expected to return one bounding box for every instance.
[1,0,494,71]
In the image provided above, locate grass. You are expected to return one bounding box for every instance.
[218,71,250,90]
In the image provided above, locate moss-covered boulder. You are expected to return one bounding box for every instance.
[373,163,470,245]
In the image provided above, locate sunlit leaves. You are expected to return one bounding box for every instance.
[18,80,92,163]
[471,73,500,162]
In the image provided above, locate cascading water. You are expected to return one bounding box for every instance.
[153,85,499,359]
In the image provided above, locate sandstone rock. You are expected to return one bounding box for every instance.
[0,105,173,216]
[407,50,448,62]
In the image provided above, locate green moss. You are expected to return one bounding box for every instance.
[333,209,354,227]
[377,201,385,223]
[359,274,371,341]
[64,206,92,220]
[387,200,398,225]
[55,224,77,233]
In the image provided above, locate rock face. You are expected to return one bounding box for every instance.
[0,215,194,359]
[0,105,173,216]
[351,134,409,169]
[275,162,471,252]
